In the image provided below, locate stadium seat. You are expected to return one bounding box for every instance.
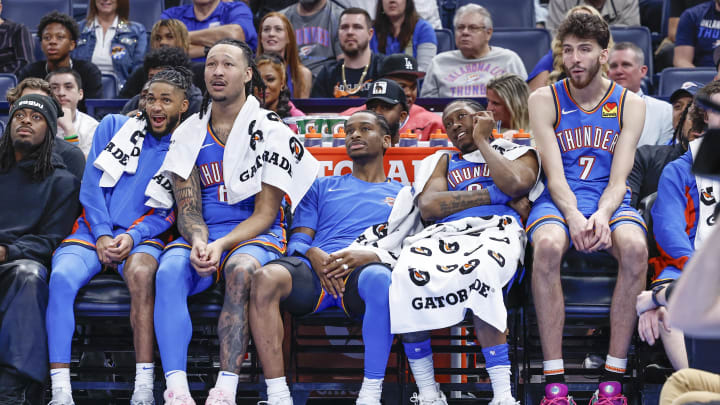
[435,28,454,53]
[2,0,72,32]
[611,26,655,77]
[457,0,535,28]
[101,73,119,99]
[489,29,551,76]
[32,33,44,63]
[129,0,164,32]
[660,0,671,39]
[657,68,717,97]
[0,74,18,102]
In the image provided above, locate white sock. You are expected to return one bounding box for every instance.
[408,355,439,399]
[605,355,628,375]
[215,371,239,394]
[135,363,154,390]
[266,376,291,401]
[487,365,513,400]
[50,368,71,393]
[165,370,189,392]
[357,377,383,401]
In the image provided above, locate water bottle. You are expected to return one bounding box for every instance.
[304,126,323,147]
[399,129,418,147]
[429,129,449,147]
[332,127,346,147]
[513,129,532,146]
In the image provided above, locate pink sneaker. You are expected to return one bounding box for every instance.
[540,383,577,405]
[205,388,236,405]
[589,382,628,405]
[163,388,196,405]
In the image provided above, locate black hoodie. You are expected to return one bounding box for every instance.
[0,153,80,266]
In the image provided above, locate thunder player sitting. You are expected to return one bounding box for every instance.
[250,111,431,405]
[154,41,288,405]
[526,13,647,405]
[46,68,191,405]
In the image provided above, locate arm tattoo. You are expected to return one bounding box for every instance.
[172,168,208,244]
[436,190,491,218]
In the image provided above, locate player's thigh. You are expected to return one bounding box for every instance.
[609,222,648,266]
[274,257,322,317]
[119,243,162,283]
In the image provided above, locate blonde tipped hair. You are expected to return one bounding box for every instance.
[487,73,530,131]
[151,19,190,53]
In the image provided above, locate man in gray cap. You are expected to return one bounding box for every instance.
[0,94,80,404]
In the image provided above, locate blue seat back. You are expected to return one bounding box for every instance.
[0,74,18,102]
[657,68,717,97]
[129,0,164,32]
[101,73,118,99]
[610,26,655,77]
[2,0,72,32]
[457,0,535,28]
[434,28,454,53]
[489,28,551,75]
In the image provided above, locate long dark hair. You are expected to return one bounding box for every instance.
[374,0,420,54]
[256,53,291,118]
[200,39,266,119]
[0,119,55,181]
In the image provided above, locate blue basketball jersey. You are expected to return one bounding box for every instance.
[195,125,283,234]
[442,152,521,223]
[292,174,403,254]
[550,79,628,212]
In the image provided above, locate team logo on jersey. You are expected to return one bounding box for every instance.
[701,187,717,205]
[289,137,305,162]
[438,240,460,254]
[409,267,430,286]
[459,258,480,274]
[601,102,618,118]
[411,246,432,256]
[436,264,459,273]
[488,249,506,267]
[384,197,396,206]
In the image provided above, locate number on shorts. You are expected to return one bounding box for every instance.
[578,156,595,180]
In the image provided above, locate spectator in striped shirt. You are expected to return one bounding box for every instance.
[0,0,33,75]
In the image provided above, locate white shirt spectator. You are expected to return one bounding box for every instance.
[637,89,674,147]
[90,16,118,76]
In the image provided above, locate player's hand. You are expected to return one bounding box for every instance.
[190,239,216,277]
[307,247,344,299]
[566,212,589,252]
[472,110,495,145]
[96,235,115,265]
[0,245,7,262]
[585,211,612,252]
[636,290,658,315]
[508,197,531,223]
[106,233,134,262]
[324,250,379,279]
[638,307,671,345]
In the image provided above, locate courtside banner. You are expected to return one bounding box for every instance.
[308,146,456,185]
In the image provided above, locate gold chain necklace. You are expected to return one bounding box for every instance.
[340,62,370,96]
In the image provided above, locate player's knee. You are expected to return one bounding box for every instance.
[125,261,157,295]
[358,265,391,305]
[49,260,84,294]
[532,234,565,270]
[13,259,47,284]
[250,265,285,304]
[154,258,185,296]
[618,238,648,273]
[224,258,255,289]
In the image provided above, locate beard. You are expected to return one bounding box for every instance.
[564,58,602,89]
[13,139,42,156]
[341,39,369,58]
[145,112,181,138]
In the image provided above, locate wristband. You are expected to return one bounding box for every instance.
[664,282,675,302]
[651,285,666,308]
[288,232,313,256]
[487,184,512,205]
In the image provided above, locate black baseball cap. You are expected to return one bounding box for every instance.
[367,79,408,112]
[379,54,425,79]
[670,81,702,104]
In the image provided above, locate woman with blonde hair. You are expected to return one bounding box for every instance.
[257,12,312,99]
[527,5,614,91]
[486,73,530,136]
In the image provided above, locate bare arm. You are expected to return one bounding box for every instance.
[595,91,645,219]
[417,154,493,222]
[673,45,696,68]
[668,225,720,336]
[298,65,313,99]
[188,25,245,48]
[189,44,207,59]
[172,168,208,246]
[668,17,679,42]
[473,112,539,197]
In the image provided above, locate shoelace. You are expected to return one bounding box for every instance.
[409,392,438,405]
[541,396,574,405]
[594,396,628,405]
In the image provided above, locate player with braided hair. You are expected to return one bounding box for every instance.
[153,39,295,405]
[46,66,191,405]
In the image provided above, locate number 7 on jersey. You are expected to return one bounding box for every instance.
[578,156,595,180]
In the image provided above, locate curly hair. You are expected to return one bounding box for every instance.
[256,53,291,118]
[150,19,190,53]
[374,0,420,55]
[38,11,80,42]
[199,39,266,119]
[443,99,486,116]
[6,78,53,104]
[143,46,191,74]
[257,12,308,99]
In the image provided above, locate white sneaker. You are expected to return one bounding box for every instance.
[47,389,75,405]
[410,390,448,405]
[163,388,196,405]
[355,396,381,405]
[131,384,155,405]
[489,397,520,405]
[205,388,236,405]
[257,397,293,405]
